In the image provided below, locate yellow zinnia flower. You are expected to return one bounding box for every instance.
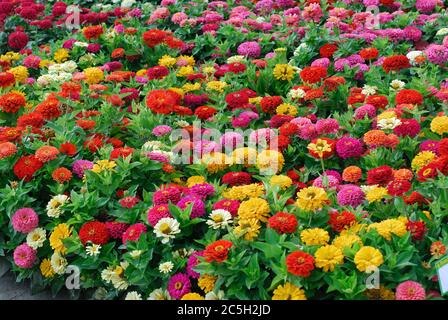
[270,175,293,189]
[40,258,55,278]
[54,48,70,63]
[300,228,330,246]
[49,223,72,254]
[272,283,307,300]
[234,218,261,241]
[314,245,344,272]
[181,293,204,300]
[256,150,284,174]
[276,103,298,116]
[84,67,104,84]
[273,64,295,81]
[430,116,448,135]
[296,186,329,212]
[354,246,384,272]
[198,274,217,293]
[411,151,436,171]
[238,198,270,222]
[365,186,388,203]
[158,55,177,67]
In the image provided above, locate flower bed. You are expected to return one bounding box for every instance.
[1,0,448,300]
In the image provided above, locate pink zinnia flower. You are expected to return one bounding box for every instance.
[12,208,39,233]
[396,281,426,300]
[13,243,36,269]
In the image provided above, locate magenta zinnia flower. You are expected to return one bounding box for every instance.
[186,251,204,279]
[177,195,206,219]
[168,273,191,299]
[336,137,364,159]
[337,184,365,208]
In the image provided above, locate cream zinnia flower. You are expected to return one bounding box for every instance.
[147,288,171,300]
[26,228,46,249]
[51,251,68,275]
[158,261,174,274]
[46,194,69,218]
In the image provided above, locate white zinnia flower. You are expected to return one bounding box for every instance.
[154,218,181,244]
[206,209,233,229]
[26,228,46,249]
[51,252,68,275]
[361,184,378,194]
[46,194,70,218]
[148,288,171,300]
[390,79,405,91]
[406,50,423,65]
[377,117,402,130]
[129,250,143,259]
[125,291,142,300]
[227,55,245,64]
[86,244,102,256]
[436,28,448,36]
[205,290,226,300]
[361,85,377,96]
[158,261,174,274]
[287,88,306,99]
[121,0,136,8]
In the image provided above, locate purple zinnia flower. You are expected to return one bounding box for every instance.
[337,184,365,207]
[72,160,93,178]
[420,140,439,155]
[325,170,343,183]
[11,208,39,233]
[147,151,170,163]
[168,273,191,299]
[354,104,376,120]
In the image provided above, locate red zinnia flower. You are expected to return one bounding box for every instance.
[365,95,388,109]
[286,251,315,277]
[17,112,45,128]
[403,191,430,207]
[84,136,104,153]
[194,106,217,120]
[83,25,104,41]
[395,89,423,105]
[222,172,252,186]
[59,142,77,156]
[110,146,134,160]
[79,221,110,246]
[367,165,393,186]
[300,66,327,84]
[142,29,167,48]
[417,163,440,182]
[146,66,169,80]
[8,31,29,50]
[279,122,299,136]
[359,47,379,60]
[319,43,338,58]
[382,55,410,73]
[260,96,283,114]
[304,88,324,100]
[119,196,140,208]
[406,220,427,241]
[0,92,26,113]
[226,91,250,110]
[13,155,43,182]
[52,167,73,183]
[308,137,335,159]
[35,97,61,120]
[146,89,180,114]
[204,239,233,263]
[387,179,412,196]
[438,138,448,156]
[327,210,356,232]
[347,93,365,105]
[268,212,298,234]
[0,72,15,88]
[393,118,421,138]
[323,76,346,92]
